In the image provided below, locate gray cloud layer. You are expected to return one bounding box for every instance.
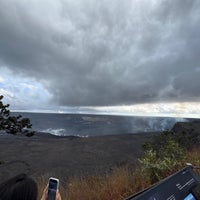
[0,0,200,106]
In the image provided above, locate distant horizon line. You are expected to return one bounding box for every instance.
[10,109,200,119]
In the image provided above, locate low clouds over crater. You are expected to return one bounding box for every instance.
[0,0,200,107]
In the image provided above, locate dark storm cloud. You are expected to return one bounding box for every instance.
[0,0,200,106]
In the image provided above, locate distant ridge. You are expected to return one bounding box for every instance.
[172,119,200,133]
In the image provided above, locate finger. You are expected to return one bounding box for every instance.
[41,185,48,200]
[44,184,48,194]
[56,191,62,200]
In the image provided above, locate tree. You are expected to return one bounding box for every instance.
[0,95,34,136]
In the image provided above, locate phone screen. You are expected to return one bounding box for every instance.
[184,193,196,200]
[47,179,58,200]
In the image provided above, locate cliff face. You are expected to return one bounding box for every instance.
[172,120,200,134]
[170,120,200,148]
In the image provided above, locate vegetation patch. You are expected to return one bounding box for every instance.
[139,138,185,183]
[36,130,200,200]
[0,95,34,136]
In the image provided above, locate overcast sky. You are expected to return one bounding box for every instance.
[0,0,200,117]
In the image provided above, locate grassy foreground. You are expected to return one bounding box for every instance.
[36,145,200,200]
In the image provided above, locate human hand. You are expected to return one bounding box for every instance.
[56,191,61,200]
[40,185,48,200]
[40,185,61,200]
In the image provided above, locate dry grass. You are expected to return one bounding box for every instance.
[184,145,200,176]
[66,167,142,200]
[35,146,200,200]
[35,166,156,200]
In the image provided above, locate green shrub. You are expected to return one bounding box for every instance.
[139,138,185,183]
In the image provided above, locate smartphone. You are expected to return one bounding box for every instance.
[47,177,59,200]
